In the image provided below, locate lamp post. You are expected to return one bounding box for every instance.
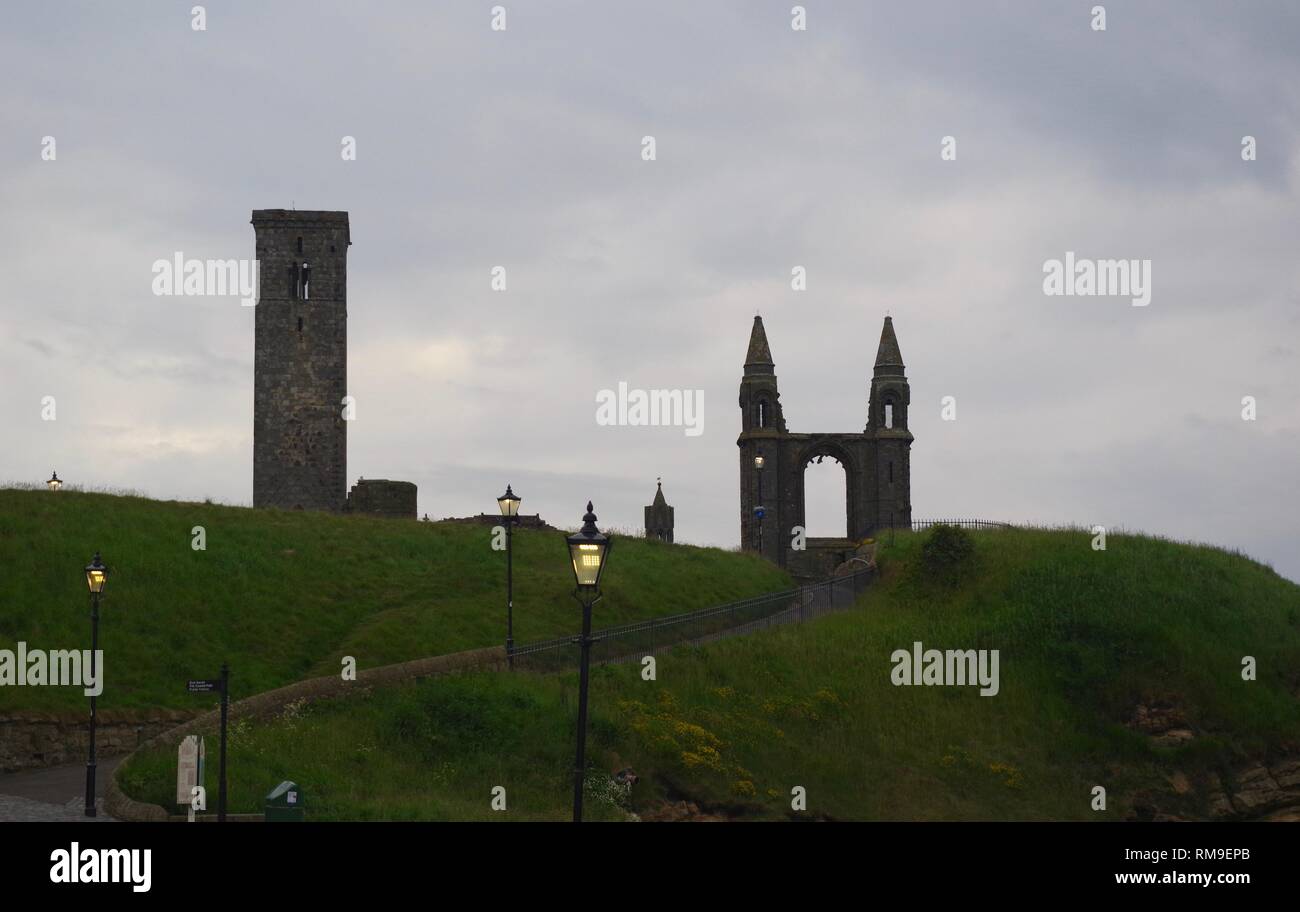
[754,452,765,554]
[47,471,62,492]
[566,501,610,823]
[497,484,521,670]
[83,552,107,817]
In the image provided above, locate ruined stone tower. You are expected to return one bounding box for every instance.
[737,315,913,578]
[251,210,350,511]
[644,479,675,542]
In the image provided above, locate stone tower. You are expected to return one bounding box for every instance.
[737,315,913,578]
[644,479,675,542]
[251,210,350,511]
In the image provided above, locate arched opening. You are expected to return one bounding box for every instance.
[803,453,848,538]
[881,392,905,430]
[757,399,768,428]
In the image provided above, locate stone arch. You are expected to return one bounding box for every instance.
[793,438,860,540]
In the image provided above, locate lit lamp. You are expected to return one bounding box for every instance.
[565,501,611,822]
[497,484,521,669]
[83,552,108,817]
[47,471,63,492]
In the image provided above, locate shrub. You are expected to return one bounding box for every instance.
[921,524,975,585]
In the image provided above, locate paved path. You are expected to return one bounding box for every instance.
[0,757,122,822]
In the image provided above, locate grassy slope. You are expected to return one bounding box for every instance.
[119,527,1300,820]
[0,489,790,712]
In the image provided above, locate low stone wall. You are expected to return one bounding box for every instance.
[106,645,507,822]
[786,538,861,581]
[345,479,418,519]
[0,710,196,773]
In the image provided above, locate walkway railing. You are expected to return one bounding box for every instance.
[512,567,874,673]
[908,518,1014,531]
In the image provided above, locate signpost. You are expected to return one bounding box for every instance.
[185,662,230,822]
[177,735,206,822]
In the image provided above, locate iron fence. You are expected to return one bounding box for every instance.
[512,567,874,673]
[907,518,1014,531]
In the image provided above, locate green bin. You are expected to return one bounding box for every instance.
[264,780,304,822]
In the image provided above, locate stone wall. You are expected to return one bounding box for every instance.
[0,709,196,773]
[345,479,417,519]
[252,209,350,513]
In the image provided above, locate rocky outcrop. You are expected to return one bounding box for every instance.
[1126,697,1300,820]
[1209,756,1300,819]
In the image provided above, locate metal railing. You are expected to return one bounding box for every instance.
[512,567,874,673]
[908,518,1014,531]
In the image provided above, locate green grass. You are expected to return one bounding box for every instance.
[118,526,1300,821]
[0,488,790,712]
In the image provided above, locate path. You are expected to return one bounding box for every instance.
[0,756,122,821]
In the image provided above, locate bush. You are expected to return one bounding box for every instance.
[921,524,976,585]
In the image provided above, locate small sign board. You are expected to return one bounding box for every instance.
[176,735,206,805]
[187,679,220,694]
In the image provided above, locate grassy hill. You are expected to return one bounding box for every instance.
[116,526,1300,821]
[0,489,790,712]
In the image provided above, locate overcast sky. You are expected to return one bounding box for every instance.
[2,2,1297,580]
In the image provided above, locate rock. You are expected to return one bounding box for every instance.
[1151,728,1195,747]
[1206,790,1236,818]
[1230,765,1286,813]
[1129,701,1190,735]
[1267,758,1300,789]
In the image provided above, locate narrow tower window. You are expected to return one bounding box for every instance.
[757,400,767,428]
[889,461,894,483]
[884,402,894,429]
[297,317,303,333]
[301,262,311,300]
[296,236,303,254]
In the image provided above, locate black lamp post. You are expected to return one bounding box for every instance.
[497,484,521,670]
[565,501,610,823]
[47,471,62,492]
[754,452,765,554]
[83,552,107,817]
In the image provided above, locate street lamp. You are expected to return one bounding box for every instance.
[83,552,108,817]
[754,452,765,553]
[565,501,611,823]
[47,471,62,492]
[497,484,521,669]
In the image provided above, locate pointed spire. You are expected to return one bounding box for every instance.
[745,315,774,372]
[874,315,905,374]
[652,478,667,506]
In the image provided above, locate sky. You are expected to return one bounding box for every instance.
[2,1,1298,580]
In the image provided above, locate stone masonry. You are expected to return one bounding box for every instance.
[737,315,914,579]
[644,479,675,542]
[345,478,417,519]
[252,209,350,512]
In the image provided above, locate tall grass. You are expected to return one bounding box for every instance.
[119,526,1300,820]
[0,489,789,712]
